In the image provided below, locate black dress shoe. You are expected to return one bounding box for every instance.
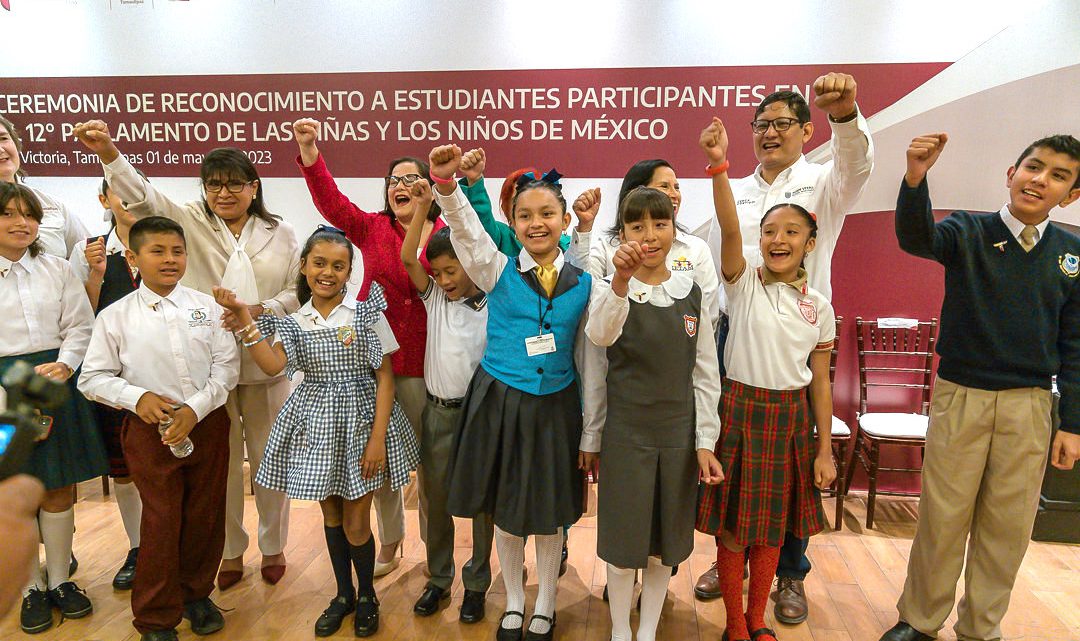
[496,610,524,641]
[314,594,354,637]
[559,541,568,577]
[47,581,93,619]
[878,622,935,641]
[459,589,486,623]
[69,553,78,577]
[523,613,555,641]
[183,597,225,635]
[20,589,53,634]
[353,594,379,637]
[412,585,449,616]
[113,547,139,590]
[140,630,179,641]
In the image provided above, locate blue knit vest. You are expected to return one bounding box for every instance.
[480,260,591,395]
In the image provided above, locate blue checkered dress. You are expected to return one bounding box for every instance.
[254,284,418,501]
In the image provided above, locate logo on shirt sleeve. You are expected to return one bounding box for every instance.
[683,314,698,337]
[797,299,818,325]
[1059,253,1079,278]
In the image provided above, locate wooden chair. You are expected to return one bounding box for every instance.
[846,316,938,529]
[814,317,850,530]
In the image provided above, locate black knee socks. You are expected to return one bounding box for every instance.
[324,526,355,601]
[349,535,376,598]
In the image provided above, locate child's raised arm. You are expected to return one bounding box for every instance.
[699,117,743,282]
[400,181,434,295]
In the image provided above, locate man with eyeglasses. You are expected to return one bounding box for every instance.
[692,72,874,625]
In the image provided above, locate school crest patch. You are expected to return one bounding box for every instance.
[1060,253,1080,278]
[671,256,693,271]
[188,308,213,327]
[683,314,698,337]
[337,326,355,346]
[797,299,818,325]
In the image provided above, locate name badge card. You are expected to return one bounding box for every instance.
[525,334,557,357]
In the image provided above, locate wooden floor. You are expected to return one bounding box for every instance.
[4,477,1079,641]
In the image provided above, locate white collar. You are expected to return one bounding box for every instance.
[136,282,187,309]
[624,272,693,304]
[753,155,808,188]
[300,296,356,320]
[517,248,566,274]
[105,229,128,255]
[0,250,34,276]
[999,204,1050,242]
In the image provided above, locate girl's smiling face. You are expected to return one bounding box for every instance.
[620,211,674,269]
[512,186,569,263]
[0,197,39,259]
[301,241,351,301]
[759,205,815,277]
[0,123,21,183]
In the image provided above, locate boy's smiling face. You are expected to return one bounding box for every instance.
[1006,146,1080,223]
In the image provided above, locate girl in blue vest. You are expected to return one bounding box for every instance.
[428,144,591,641]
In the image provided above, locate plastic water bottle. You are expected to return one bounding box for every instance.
[158,409,194,459]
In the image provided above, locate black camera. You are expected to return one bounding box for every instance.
[0,361,68,480]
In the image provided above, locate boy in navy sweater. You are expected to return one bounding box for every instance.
[880,133,1080,641]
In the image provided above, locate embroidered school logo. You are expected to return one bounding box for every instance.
[683,314,698,337]
[671,256,693,271]
[785,186,814,198]
[1060,253,1080,278]
[797,299,818,325]
[337,326,355,346]
[188,308,213,327]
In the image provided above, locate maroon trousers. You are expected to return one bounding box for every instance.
[123,407,230,633]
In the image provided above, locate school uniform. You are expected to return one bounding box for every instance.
[583,274,720,569]
[0,251,107,489]
[78,283,239,634]
[417,276,494,593]
[24,184,89,260]
[434,185,592,537]
[70,230,140,477]
[102,154,300,560]
[253,285,419,502]
[696,265,833,547]
[891,180,1080,641]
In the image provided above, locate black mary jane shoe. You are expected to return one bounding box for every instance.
[20,588,53,634]
[523,613,556,641]
[314,595,354,637]
[182,597,225,635]
[113,547,139,590]
[459,589,486,623]
[495,610,525,641]
[353,594,380,637]
[412,585,449,616]
[47,581,93,619]
[140,630,179,641]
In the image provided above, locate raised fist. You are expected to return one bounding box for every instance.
[428,144,463,182]
[699,117,729,166]
[813,72,858,120]
[460,148,487,185]
[572,187,601,233]
[905,133,948,187]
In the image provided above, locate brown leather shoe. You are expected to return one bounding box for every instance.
[694,562,722,600]
[772,577,808,624]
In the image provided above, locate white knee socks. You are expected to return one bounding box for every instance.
[494,526,525,629]
[530,529,563,635]
[607,564,636,641]
[113,480,143,549]
[636,556,672,641]
[39,508,74,590]
[23,512,43,596]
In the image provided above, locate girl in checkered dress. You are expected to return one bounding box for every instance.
[213,227,418,638]
[695,119,838,641]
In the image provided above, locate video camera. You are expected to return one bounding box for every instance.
[0,361,68,480]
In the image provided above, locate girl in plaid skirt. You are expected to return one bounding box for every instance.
[695,119,837,641]
[214,227,418,638]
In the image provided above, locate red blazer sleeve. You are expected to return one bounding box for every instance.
[296,153,379,242]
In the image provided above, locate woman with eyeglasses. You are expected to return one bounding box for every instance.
[71,120,301,593]
[292,117,445,577]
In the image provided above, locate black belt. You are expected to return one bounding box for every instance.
[426,392,464,409]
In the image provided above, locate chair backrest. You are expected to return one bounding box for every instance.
[829,316,843,387]
[855,316,938,416]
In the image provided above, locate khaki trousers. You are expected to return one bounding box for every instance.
[372,375,427,546]
[223,378,292,559]
[896,377,1053,641]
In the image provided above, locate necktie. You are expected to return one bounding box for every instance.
[534,264,558,298]
[1019,224,1038,252]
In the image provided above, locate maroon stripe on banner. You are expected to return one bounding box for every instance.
[0,62,949,178]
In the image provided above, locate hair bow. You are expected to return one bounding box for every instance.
[515,168,563,190]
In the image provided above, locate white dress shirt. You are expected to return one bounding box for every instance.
[291,297,399,357]
[581,273,721,452]
[69,228,131,284]
[695,111,874,302]
[419,277,487,400]
[78,283,240,421]
[569,228,720,331]
[0,251,94,371]
[24,184,88,260]
[999,204,1050,246]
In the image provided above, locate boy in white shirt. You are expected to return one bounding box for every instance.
[79,216,239,641]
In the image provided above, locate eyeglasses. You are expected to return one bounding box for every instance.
[203,180,254,194]
[750,117,803,135]
[386,174,424,187]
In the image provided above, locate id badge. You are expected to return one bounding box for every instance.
[524,334,557,357]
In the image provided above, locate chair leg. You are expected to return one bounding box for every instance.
[845,434,862,497]
[866,441,880,529]
[833,440,848,531]
[101,475,110,496]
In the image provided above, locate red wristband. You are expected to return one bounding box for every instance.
[705,161,730,176]
[429,173,456,185]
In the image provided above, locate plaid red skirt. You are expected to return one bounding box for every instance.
[695,379,825,547]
